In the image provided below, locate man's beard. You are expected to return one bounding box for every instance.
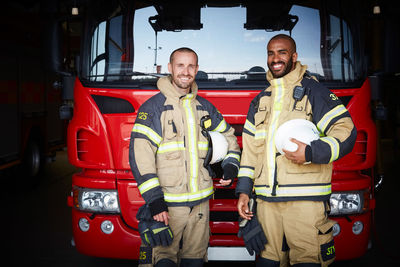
[172,75,193,90]
[269,60,293,78]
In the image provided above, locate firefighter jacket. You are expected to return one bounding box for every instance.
[236,62,357,202]
[130,76,240,213]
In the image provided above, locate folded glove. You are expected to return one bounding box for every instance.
[137,204,174,247]
[149,221,174,246]
[237,198,267,256]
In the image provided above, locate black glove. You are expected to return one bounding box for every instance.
[222,163,239,186]
[138,220,157,247]
[237,199,267,256]
[149,221,174,246]
[136,204,174,247]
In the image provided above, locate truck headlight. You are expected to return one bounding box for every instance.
[73,187,120,213]
[329,191,364,215]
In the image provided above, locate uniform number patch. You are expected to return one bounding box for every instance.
[139,246,152,264]
[320,239,335,261]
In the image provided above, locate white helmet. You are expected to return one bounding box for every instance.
[208,131,228,164]
[275,119,320,155]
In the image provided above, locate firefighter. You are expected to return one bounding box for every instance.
[129,47,240,267]
[236,34,357,266]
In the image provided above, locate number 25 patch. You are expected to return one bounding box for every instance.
[139,246,152,264]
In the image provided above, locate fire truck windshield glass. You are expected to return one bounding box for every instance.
[82,1,363,88]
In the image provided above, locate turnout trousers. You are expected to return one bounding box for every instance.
[257,200,336,267]
[139,200,210,266]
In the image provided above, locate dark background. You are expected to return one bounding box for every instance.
[2,0,400,266]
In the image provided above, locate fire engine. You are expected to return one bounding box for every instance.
[0,2,67,178]
[50,0,379,261]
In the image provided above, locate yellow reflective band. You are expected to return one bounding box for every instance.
[138,178,160,194]
[157,141,185,154]
[214,119,227,132]
[198,141,209,151]
[267,78,284,188]
[238,167,254,179]
[132,123,162,146]
[183,94,199,192]
[255,184,331,197]
[244,119,256,135]
[320,136,340,163]
[225,152,240,162]
[163,186,214,203]
[255,129,266,140]
[317,104,347,133]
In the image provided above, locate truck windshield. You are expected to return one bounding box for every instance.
[82,0,363,87]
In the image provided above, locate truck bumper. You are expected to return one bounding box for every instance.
[331,212,372,260]
[71,209,141,259]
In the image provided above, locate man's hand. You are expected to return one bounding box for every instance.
[237,193,253,220]
[153,211,170,226]
[283,138,306,164]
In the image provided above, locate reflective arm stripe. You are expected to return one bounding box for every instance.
[238,166,254,180]
[225,152,240,162]
[255,184,331,197]
[163,186,214,203]
[317,104,347,133]
[320,136,340,163]
[138,178,160,195]
[132,123,162,146]
[244,119,255,135]
[157,141,185,154]
[214,119,228,132]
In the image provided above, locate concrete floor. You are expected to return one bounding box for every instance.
[3,139,400,266]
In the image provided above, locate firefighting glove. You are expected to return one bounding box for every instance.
[222,162,239,186]
[136,204,174,247]
[138,220,157,247]
[237,198,267,256]
[149,221,174,247]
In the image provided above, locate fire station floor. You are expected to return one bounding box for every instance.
[2,139,400,266]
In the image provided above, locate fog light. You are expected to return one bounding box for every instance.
[79,218,90,232]
[332,223,341,237]
[101,220,114,234]
[352,221,363,235]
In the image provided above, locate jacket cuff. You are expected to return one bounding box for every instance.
[149,198,168,216]
[235,177,254,197]
[305,145,312,162]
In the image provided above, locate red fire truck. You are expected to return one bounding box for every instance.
[56,0,378,261]
[0,2,66,178]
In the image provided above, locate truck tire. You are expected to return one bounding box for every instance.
[24,140,42,177]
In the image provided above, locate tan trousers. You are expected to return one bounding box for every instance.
[257,200,336,266]
[139,200,210,266]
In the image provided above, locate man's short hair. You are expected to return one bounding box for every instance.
[170,47,199,65]
[268,34,297,52]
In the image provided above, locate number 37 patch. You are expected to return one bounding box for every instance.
[139,246,152,264]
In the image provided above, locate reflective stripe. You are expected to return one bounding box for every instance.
[158,141,185,154]
[317,104,347,133]
[267,79,285,187]
[320,136,340,163]
[225,152,240,162]
[244,119,255,135]
[183,94,199,192]
[255,129,267,140]
[214,119,228,132]
[198,141,208,151]
[132,123,162,146]
[138,178,160,194]
[238,167,254,179]
[255,184,331,197]
[164,186,214,203]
